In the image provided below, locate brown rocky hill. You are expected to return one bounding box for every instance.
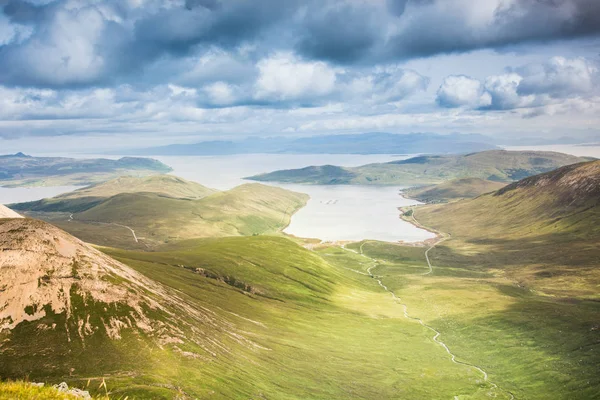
[496,159,600,210]
[0,218,254,381]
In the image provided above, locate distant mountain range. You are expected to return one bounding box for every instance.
[115,132,600,156]
[118,132,499,155]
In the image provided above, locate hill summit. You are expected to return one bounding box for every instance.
[496,159,600,209]
[57,174,216,200]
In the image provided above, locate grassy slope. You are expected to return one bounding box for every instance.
[0,155,172,188]
[14,183,308,248]
[5,160,599,399]
[0,381,97,399]
[100,236,496,399]
[403,178,507,203]
[2,234,496,399]
[349,240,600,400]
[11,175,216,213]
[248,150,591,185]
[56,175,216,200]
[415,160,600,298]
[347,161,600,399]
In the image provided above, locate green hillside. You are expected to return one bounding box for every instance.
[1,219,500,399]
[248,150,591,185]
[0,381,95,399]
[12,175,216,213]
[364,160,600,399]
[57,175,216,200]
[13,182,308,248]
[413,159,600,298]
[4,160,600,399]
[403,178,507,203]
[0,153,172,187]
[4,161,600,399]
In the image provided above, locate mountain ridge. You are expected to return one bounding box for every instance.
[248,150,593,185]
[413,159,600,298]
[403,178,507,203]
[118,132,498,156]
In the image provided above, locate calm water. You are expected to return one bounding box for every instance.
[6,145,598,243]
[279,184,434,242]
[151,153,402,190]
[148,154,434,242]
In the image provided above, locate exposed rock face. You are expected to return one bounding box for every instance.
[0,218,169,334]
[0,219,252,352]
[0,205,22,219]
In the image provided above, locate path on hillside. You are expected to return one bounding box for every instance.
[342,237,514,400]
[110,223,139,243]
[66,214,139,243]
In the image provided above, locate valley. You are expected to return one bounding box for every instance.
[3,3,600,398]
[1,150,599,399]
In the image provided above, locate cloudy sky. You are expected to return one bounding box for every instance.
[1,0,600,152]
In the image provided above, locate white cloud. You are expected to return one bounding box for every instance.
[203,82,238,106]
[517,56,598,98]
[438,57,600,111]
[345,67,429,104]
[484,73,532,110]
[436,75,491,108]
[254,53,337,102]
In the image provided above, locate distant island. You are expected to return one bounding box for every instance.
[0,153,172,187]
[247,150,593,185]
[117,132,499,156]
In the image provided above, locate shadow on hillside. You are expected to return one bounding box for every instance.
[428,292,600,399]
[430,231,600,272]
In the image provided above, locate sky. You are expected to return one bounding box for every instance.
[1,0,600,152]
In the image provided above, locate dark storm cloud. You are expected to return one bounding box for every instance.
[386,0,409,17]
[1,0,600,89]
[133,0,296,55]
[380,0,600,61]
[0,0,300,88]
[2,0,46,23]
[293,0,600,63]
[185,0,221,11]
[295,4,380,63]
